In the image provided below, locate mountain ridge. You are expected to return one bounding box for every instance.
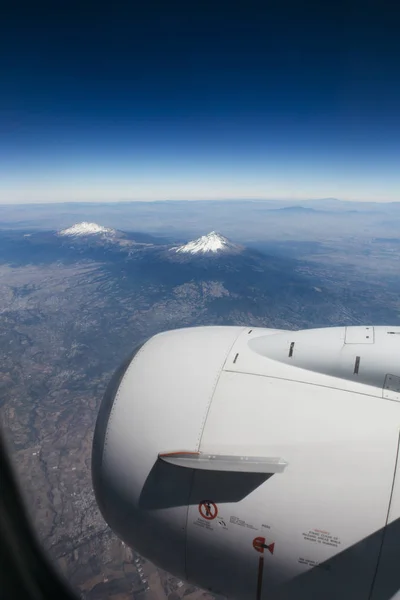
[59,222,116,236]
[171,231,243,255]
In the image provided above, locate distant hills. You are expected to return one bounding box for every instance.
[1,199,399,243]
[271,206,318,213]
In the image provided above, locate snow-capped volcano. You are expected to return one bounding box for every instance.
[59,222,116,236]
[172,231,242,255]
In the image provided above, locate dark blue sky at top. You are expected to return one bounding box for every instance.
[1,0,399,202]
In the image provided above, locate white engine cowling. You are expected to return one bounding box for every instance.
[92,325,400,600]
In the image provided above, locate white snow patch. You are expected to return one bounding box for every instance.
[172,231,240,254]
[58,222,116,236]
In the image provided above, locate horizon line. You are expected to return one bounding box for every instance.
[0,197,399,207]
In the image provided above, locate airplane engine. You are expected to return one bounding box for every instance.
[92,325,400,600]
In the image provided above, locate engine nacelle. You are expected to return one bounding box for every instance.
[92,325,400,600]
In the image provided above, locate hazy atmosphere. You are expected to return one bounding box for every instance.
[1,2,399,600]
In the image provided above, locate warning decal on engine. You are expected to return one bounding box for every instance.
[253,536,275,555]
[298,557,331,571]
[198,501,218,520]
[230,515,258,530]
[302,529,341,548]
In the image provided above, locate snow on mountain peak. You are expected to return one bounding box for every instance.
[58,222,116,237]
[172,231,240,254]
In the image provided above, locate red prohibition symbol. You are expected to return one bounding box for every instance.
[253,536,275,555]
[199,501,218,520]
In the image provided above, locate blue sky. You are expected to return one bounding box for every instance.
[1,1,399,203]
